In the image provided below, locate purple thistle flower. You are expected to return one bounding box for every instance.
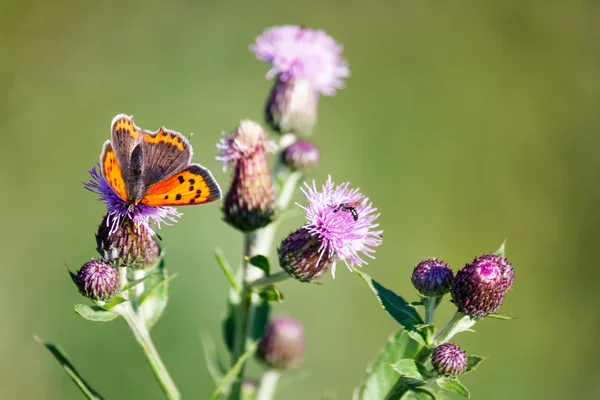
[257,316,306,370]
[251,25,350,96]
[411,259,454,297]
[281,139,321,172]
[75,259,119,301]
[296,176,382,277]
[84,165,181,235]
[431,343,468,377]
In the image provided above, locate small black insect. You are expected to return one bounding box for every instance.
[331,202,359,221]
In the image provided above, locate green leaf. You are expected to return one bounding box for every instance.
[436,377,470,398]
[200,332,225,384]
[400,388,438,400]
[355,269,423,330]
[486,313,516,320]
[495,239,507,257]
[101,295,127,310]
[248,295,270,342]
[465,355,485,374]
[210,341,258,400]
[120,271,160,293]
[259,285,284,303]
[35,336,104,399]
[138,269,179,330]
[354,330,421,400]
[216,248,239,292]
[247,255,270,276]
[392,359,427,381]
[407,324,435,347]
[74,304,119,322]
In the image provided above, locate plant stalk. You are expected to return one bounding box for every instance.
[256,369,281,400]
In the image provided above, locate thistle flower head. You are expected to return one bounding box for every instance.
[281,140,320,172]
[265,76,318,135]
[84,166,181,235]
[257,316,306,370]
[288,176,382,278]
[431,343,468,377]
[279,227,333,282]
[74,259,119,301]
[411,259,454,297]
[96,215,160,270]
[451,254,515,318]
[251,25,350,96]
[217,121,277,232]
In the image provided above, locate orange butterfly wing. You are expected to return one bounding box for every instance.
[100,141,127,201]
[140,165,221,206]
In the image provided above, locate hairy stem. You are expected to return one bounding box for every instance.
[425,296,436,325]
[256,369,281,400]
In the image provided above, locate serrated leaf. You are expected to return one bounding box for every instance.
[392,359,427,381]
[101,295,127,310]
[200,332,225,384]
[354,330,421,400]
[138,270,178,330]
[495,240,507,257]
[486,313,516,320]
[247,255,270,276]
[436,377,470,398]
[355,269,423,331]
[400,388,438,400]
[35,336,104,399]
[465,355,485,374]
[210,341,258,400]
[74,304,119,322]
[216,248,239,292]
[415,324,435,346]
[259,285,284,303]
[120,271,160,293]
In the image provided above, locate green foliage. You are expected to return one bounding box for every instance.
[465,355,485,374]
[392,359,428,381]
[210,342,258,400]
[247,255,271,276]
[200,332,225,384]
[215,248,239,292]
[137,269,178,330]
[74,304,119,322]
[435,377,470,398]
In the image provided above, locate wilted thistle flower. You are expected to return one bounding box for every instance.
[251,25,350,135]
[451,254,514,318]
[84,166,181,235]
[431,343,468,377]
[281,139,320,172]
[257,316,305,370]
[96,215,160,270]
[75,260,119,301]
[278,176,382,282]
[411,259,453,297]
[217,120,277,232]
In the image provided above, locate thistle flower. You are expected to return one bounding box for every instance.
[96,215,160,270]
[251,25,350,135]
[451,254,515,318]
[217,120,277,232]
[281,139,320,172]
[279,176,382,281]
[257,316,305,370]
[75,260,119,301]
[431,343,468,377]
[411,259,453,297]
[84,166,181,235]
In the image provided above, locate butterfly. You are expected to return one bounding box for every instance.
[100,114,221,208]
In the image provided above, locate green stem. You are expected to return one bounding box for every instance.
[425,296,436,325]
[256,369,281,400]
[434,311,475,345]
[250,271,290,288]
[120,304,180,400]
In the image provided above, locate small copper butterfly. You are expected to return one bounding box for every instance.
[100,114,221,207]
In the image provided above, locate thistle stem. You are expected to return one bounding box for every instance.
[434,311,474,345]
[256,369,281,400]
[250,271,290,288]
[425,296,436,325]
[120,304,180,400]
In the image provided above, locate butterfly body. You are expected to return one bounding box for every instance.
[101,114,221,207]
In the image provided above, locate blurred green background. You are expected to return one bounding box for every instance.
[2,0,599,398]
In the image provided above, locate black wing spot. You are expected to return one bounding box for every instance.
[164,195,169,200]
[177,176,184,184]
[189,199,196,204]
[189,179,195,184]
[176,194,182,201]
[189,186,194,191]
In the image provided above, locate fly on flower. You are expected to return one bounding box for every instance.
[85,114,222,234]
[329,202,360,221]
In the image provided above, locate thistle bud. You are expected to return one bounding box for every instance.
[278,227,333,282]
[75,260,119,301]
[431,343,468,377]
[281,140,320,172]
[241,378,258,399]
[265,77,318,136]
[96,215,160,270]
[411,259,453,297]
[451,254,514,318]
[217,120,277,232]
[257,316,305,369]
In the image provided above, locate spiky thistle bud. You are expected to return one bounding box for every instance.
[217,120,277,232]
[257,316,305,370]
[278,227,333,282]
[431,343,468,377]
[75,260,119,301]
[281,139,320,172]
[265,77,318,135]
[96,215,160,270]
[411,259,453,297]
[451,254,514,318]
